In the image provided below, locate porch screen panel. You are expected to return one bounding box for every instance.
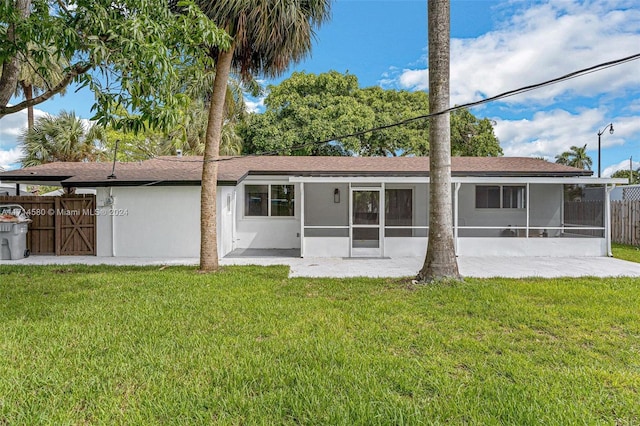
[385,189,412,237]
[353,191,379,225]
[245,185,268,216]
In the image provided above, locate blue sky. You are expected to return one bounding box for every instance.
[1,0,639,176]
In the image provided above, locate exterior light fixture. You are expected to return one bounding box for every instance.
[597,123,614,178]
[334,188,340,203]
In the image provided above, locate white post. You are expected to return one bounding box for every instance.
[299,182,305,258]
[605,183,614,257]
[526,182,530,238]
[381,182,386,257]
[454,182,461,254]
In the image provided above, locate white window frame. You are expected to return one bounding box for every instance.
[475,184,526,209]
[243,183,296,218]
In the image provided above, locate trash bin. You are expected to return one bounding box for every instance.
[0,205,31,260]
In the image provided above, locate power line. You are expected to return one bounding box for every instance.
[155,52,640,163]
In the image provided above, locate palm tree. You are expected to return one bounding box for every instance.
[555,144,592,170]
[195,0,332,271]
[416,0,460,282]
[14,45,68,130]
[20,111,106,167]
[167,78,250,156]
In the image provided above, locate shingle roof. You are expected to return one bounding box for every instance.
[0,155,592,187]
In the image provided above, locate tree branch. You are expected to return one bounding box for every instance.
[0,63,92,118]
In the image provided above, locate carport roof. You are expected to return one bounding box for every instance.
[0,155,593,187]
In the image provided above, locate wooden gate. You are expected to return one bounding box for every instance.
[0,195,96,255]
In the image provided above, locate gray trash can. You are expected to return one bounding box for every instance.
[0,222,29,260]
[0,204,31,260]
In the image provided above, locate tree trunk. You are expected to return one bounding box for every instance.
[199,45,235,272]
[417,0,460,282]
[0,0,31,109]
[24,83,34,129]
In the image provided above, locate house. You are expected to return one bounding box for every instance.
[0,156,626,258]
[0,183,31,196]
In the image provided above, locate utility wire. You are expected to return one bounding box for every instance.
[155,52,640,164]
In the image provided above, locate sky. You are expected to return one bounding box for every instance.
[1,0,640,176]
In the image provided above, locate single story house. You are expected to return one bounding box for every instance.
[0,156,625,258]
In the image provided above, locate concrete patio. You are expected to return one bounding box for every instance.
[2,254,640,278]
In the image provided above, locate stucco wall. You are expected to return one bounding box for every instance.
[234,179,301,249]
[96,186,201,257]
[458,184,525,237]
[304,183,349,226]
[529,184,562,234]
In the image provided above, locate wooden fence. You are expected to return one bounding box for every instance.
[611,200,640,246]
[563,201,604,237]
[0,195,96,255]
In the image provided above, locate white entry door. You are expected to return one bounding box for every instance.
[350,188,383,257]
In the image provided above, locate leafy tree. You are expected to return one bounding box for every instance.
[195,0,332,272]
[450,108,502,157]
[611,169,640,184]
[417,0,460,282]
[1,0,229,133]
[239,71,501,157]
[555,144,592,170]
[20,111,106,166]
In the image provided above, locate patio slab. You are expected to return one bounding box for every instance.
[2,255,640,279]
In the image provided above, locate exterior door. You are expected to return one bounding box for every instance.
[351,188,383,257]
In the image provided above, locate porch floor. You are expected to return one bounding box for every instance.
[3,254,640,278]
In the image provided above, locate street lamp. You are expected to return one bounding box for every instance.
[597,123,614,178]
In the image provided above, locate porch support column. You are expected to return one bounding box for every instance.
[300,182,305,258]
[453,182,461,255]
[526,182,530,238]
[605,184,614,257]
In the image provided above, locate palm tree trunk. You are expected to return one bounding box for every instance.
[417,0,460,282]
[24,83,34,130]
[200,45,235,272]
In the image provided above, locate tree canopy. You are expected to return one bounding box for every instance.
[611,168,640,184]
[1,0,229,132]
[555,144,592,170]
[238,71,502,157]
[20,111,106,166]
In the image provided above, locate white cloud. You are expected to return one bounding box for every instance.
[0,108,47,148]
[391,1,640,106]
[244,96,265,113]
[493,108,627,158]
[0,147,24,170]
[602,158,640,178]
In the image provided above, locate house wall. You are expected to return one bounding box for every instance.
[458,184,526,236]
[457,183,563,237]
[304,183,349,226]
[529,184,562,234]
[234,179,301,249]
[96,186,201,257]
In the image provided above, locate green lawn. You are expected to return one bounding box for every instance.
[613,243,640,263]
[1,265,639,424]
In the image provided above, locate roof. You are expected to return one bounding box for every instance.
[0,155,592,187]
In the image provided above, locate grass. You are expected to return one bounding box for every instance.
[613,243,640,263]
[1,265,639,424]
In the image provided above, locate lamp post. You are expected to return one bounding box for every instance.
[597,123,614,178]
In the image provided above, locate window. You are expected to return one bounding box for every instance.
[502,186,526,209]
[475,185,501,208]
[245,184,294,217]
[476,185,526,209]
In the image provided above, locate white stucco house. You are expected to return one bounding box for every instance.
[0,155,625,258]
